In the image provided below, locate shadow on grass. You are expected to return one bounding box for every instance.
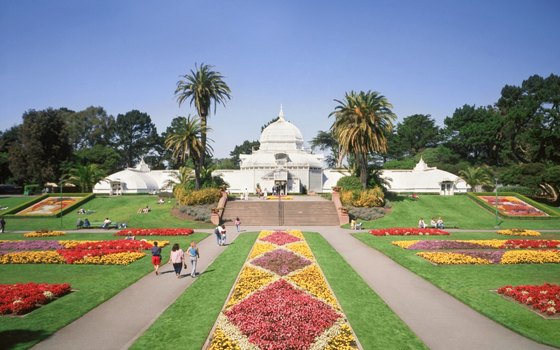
[0,329,49,349]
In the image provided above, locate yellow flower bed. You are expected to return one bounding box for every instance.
[287,229,305,239]
[288,265,339,310]
[497,229,541,236]
[23,231,65,237]
[286,241,314,259]
[501,250,560,264]
[226,266,276,308]
[391,240,419,249]
[208,328,241,350]
[75,252,145,265]
[257,230,274,239]
[248,242,276,260]
[265,195,293,200]
[416,252,491,265]
[59,240,99,248]
[0,251,65,264]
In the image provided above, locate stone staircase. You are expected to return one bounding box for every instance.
[221,199,340,226]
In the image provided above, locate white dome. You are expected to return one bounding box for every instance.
[259,113,304,151]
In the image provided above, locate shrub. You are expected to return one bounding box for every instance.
[175,188,221,206]
[340,186,385,208]
[336,176,362,192]
[178,204,214,222]
[348,206,386,221]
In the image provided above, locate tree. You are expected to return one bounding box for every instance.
[74,144,121,175]
[394,114,441,156]
[458,166,493,192]
[443,105,503,165]
[175,63,231,172]
[64,106,115,150]
[497,74,560,165]
[112,110,159,168]
[164,115,210,189]
[310,130,343,168]
[229,140,260,167]
[66,164,107,192]
[0,125,20,183]
[330,90,396,188]
[8,108,73,185]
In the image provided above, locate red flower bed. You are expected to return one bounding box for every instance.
[115,228,194,236]
[260,231,302,245]
[504,240,560,249]
[498,283,560,316]
[369,228,450,236]
[225,279,340,349]
[0,282,71,315]
[56,240,152,263]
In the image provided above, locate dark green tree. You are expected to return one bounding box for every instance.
[0,126,20,183]
[394,114,441,156]
[310,130,341,168]
[65,106,115,150]
[8,108,73,185]
[229,140,260,167]
[112,110,159,168]
[74,144,121,175]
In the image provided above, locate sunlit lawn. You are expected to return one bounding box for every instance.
[358,195,560,230]
[354,230,560,348]
[0,197,33,216]
[3,195,213,231]
[0,231,209,350]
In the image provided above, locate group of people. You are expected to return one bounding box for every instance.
[214,224,227,245]
[418,217,445,229]
[151,241,200,278]
[76,218,91,229]
[137,206,151,214]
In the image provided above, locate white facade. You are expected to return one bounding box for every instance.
[213,107,334,194]
[93,159,178,195]
[380,158,468,195]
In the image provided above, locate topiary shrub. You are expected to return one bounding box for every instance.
[337,176,362,192]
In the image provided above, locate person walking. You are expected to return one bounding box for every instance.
[220,225,227,245]
[214,225,225,246]
[168,243,185,278]
[0,217,5,233]
[186,241,200,278]
[235,217,241,232]
[151,241,162,276]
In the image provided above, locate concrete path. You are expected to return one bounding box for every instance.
[32,229,240,350]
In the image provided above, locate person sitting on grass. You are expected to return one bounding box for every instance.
[83,218,91,228]
[76,218,84,229]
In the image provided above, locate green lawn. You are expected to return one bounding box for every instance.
[357,195,560,230]
[353,231,560,348]
[0,232,209,350]
[134,231,427,350]
[2,195,213,232]
[0,197,33,216]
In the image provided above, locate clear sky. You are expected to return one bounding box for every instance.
[1,0,559,158]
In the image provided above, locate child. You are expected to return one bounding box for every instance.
[235,217,241,232]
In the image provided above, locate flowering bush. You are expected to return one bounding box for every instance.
[498,283,560,316]
[370,228,449,236]
[417,250,560,265]
[0,282,71,315]
[392,239,560,250]
[497,229,541,237]
[23,231,65,237]
[115,228,194,236]
[209,230,357,349]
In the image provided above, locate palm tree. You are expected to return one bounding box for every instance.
[459,166,493,192]
[174,63,231,171]
[329,90,396,189]
[310,130,345,168]
[163,166,195,192]
[67,164,107,192]
[164,115,212,189]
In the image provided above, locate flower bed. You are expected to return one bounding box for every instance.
[369,228,449,236]
[393,239,560,250]
[23,231,65,237]
[478,196,548,217]
[0,282,71,315]
[497,229,541,237]
[417,250,560,265]
[115,228,194,236]
[0,239,166,265]
[209,230,358,350]
[498,284,560,316]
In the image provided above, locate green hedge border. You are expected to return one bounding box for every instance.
[2,193,96,219]
[466,192,559,220]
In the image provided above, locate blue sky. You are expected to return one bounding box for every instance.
[1,0,559,158]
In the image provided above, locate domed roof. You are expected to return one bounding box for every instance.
[259,107,304,151]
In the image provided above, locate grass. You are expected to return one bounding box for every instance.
[2,195,214,231]
[353,230,560,348]
[357,194,560,230]
[131,232,259,349]
[0,197,33,216]
[304,232,427,349]
[134,231,427,350]
[0,232,209,350]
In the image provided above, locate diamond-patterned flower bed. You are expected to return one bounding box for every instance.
[208,230,358,349]
[251,249,312,276]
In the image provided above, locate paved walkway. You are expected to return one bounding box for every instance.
[32,229,240,350]
[31,226,557,350]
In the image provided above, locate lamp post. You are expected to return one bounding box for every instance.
[60,178,64,229]
[494,177,499,228]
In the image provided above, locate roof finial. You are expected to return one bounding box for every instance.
[279,104,285,121]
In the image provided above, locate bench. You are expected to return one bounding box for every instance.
[83,222,126,230]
